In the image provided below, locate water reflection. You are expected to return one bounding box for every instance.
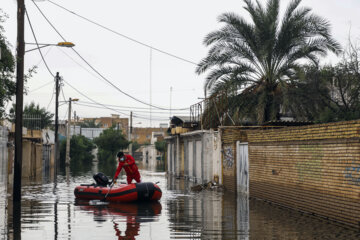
[1,155,360,239]
[76,201,161,239]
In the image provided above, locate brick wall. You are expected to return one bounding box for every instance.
[247,120,360,228]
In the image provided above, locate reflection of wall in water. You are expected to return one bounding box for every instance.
[0,126,8,185]
[0,126,8,238]
[166,175,249,239]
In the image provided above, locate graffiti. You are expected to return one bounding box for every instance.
[295,145,323,182]
[223,146,234,169]
[344,163,360,186]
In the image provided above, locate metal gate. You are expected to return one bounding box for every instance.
[236,142,249,194]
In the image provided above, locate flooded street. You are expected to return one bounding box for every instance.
[1,164,360,240]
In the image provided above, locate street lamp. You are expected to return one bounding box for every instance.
[25,41,75,53]
[65,97,79,166]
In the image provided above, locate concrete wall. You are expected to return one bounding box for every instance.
[142,144,159,171]
[247,120,360,228]
[166,130,221,184]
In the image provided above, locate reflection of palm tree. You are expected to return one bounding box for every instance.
[196,0,340,124]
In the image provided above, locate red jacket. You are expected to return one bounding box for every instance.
[114,154,139,179]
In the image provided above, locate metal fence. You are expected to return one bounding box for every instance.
[81,128,105,140]
[23,114,42,130]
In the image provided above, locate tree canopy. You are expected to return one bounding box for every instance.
[0,10,15,119]
[59,135,96,175]
[197,0,340,125]
[9,102,54,129]
[80,119,101,128]
[94,127,129,163]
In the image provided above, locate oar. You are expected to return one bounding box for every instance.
[102,181,115,201]
[89,181,114,206]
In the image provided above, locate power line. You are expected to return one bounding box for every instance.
[46,84,55,110]
[63,79,170,121]
[74,103,170,121]
[56,46,188,113]
[32,0,189,111]
[76,100,188,112]
[61,85,67,102]
[29,80,53,93]
[25,8,54,77]
[46,0,198,66]
[74,102,187,115]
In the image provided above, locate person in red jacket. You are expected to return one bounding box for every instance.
[113,151,141,184]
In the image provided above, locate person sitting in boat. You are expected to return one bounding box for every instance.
[113,151,141,185]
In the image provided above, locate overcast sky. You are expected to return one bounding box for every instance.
[2,0,360,127]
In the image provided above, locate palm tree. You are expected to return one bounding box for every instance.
[196,0,341,124]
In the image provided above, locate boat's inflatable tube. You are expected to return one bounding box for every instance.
[74,182,162,202]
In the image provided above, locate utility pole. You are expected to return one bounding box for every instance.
[54,72,60,176]
[14,0,25,202]
[65,98,72,166]
[129,111,133,155]
[170,86,172,119]
[73,111,76,135]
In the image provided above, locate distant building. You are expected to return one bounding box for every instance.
[83,114,129,136]
[142,131,166,170]
[132,127,167,145]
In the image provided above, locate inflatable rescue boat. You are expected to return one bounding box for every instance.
[74,173,162,202]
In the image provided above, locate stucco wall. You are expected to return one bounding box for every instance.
[142,145,158,171]
[166,130,221,184]
[247,120,360,228]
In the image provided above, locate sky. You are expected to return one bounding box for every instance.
[1,0,360,127]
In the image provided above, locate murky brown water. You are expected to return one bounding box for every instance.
[1,164,360,239]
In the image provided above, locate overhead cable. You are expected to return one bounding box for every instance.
[32,0,189,111]
[29,81,53,93]
[76,100,188,112]
[74,103,169,121]
[46,0,197,66]
[75,102,187,115]
[25,8,55,77]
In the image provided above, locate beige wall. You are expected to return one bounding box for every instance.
[247,120,360,228]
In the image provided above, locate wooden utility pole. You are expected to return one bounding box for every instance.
[65,98,72,166]
[129,111,133,155]
[54,72,60,176]
[14,0,25,202]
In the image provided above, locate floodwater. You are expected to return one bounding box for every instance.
[1,162,360,239]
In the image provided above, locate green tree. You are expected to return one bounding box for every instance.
[0,10,15,119]
[155,140,166,153]
[155,140,166,160]
[59,135,96,175]
[9,102,54,129]
[131,141,141,152]
[196,0,340,125]
[80,119,101,128]
[293,39,360,123]
[94,127,129,162]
